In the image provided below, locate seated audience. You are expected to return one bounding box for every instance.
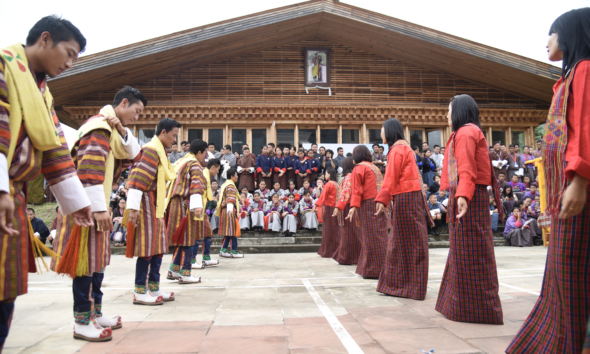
[501,186,518,217]
[282,194,299,236]
[269,180,285,199]
[241,186,253,204]
[299,190,318,230]
[313,179,323,199]
[504,202,542,247]
[489,195,499,232]
[249,192,266,231]
[255,180,271,201]
[111,198,127,246]
[285,179,299,200]
[49,206,59,244]
[27,208,49,245]
[429,175,441,194]
[497,172,509,194]
[265,193,283,232]
[238,193,251,230]
[427,194,443,235]
[523,184,540,200]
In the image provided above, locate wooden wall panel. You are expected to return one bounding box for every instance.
[69,38,544,109]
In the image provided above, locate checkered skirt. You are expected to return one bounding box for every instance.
[376,191,429,300]
[317,206,340,258]
[332,204,362,265]
[435,185,503,324]
[355,198,388,278]
[507,187,590,353]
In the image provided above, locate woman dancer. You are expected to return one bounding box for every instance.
[313,169,339,257]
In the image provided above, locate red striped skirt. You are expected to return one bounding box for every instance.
[332,204,362,265]
[278,173,288,190]
[286,170,296,188]
[317,206,339,258]
[507,187,590,353]
[377,191,429,300]
[355,198,388,278]
[435,185,503,324]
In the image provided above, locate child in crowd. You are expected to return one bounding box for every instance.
[522,175,532,189]
[313,179,323,199]
[269,180,285,200]
[427,193,443,235]
[265,193,283,232]
[489,194,500,232]
[429,175,441,194]
[238,193,250,230]
[299,179,314,200]
[299,190,319,230]
[295,149,310,188]
[523,184,539,201]
[307,149,320,182]
[282,194,299,237]
[285,179,299,200]
[241,186,253,204]
[255,180,270,201]
[497,172,509,193]
[509,174,526,193]
[249,192,266,231]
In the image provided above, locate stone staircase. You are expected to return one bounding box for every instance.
[110,224,509,255]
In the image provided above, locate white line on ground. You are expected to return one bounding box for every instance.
[498,283,540,296]
[301,278,364,354]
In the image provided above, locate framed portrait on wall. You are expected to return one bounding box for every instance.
[304,48,330,87]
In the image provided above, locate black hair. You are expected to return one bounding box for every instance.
[524,145,530,149]
[515,201,524,210]
[382,118,406,147]
[27,208,35,214]
[311,143,318,147]
[288,179,296,186]
[189,139,208,155]
[337,147,343,152]
[26,15,87,53]
[240,192,246,197]
[224,145,232,151]
[512,204,521,213]
[449,94,481,132]
[287,193,295,199]
[372,144,380,148]
[325,168,338,182]
[259,180,266,185]
[273,180,280,186]
[155,118,181,136]
[254,191,260,196]
[243,147,249,151]
[113,86,147,108]
[509,144,515,148]
[326,149,334,157]
[502,186,514,198]
[346,152,352,157]
[424,148,431,153]
[413,146,419,151]
[514,143,520,147]
[536,139,543,143]
[549,8,590,77]
[226,167,237,178]
[241,186,249,191]
[433,145,440,149]
[208,142,215,147]
[56,206,59,212]
[320,146,325,150]
[341,157,354,177]
[268,143,275,147]
[207,158,221,169]
[303,190,311,196]
[272,193,279,199]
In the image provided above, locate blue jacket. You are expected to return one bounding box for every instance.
[272,156,286,173]
[256,153,272,173]
[295,158,311,175]
[285,155,297,170]
[308,158,320,173]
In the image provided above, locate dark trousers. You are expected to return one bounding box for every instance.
[222,236,238,251]
[192,237,211,259]
[72,273,104,313]
[172,246,192,271]
[135,255,163,286]
[0,298,15,350]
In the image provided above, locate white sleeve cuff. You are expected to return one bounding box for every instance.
[227,203,234,213]
[50,176,91,216]
[237,166,243,173]
[121,127,141,160]
[190,193,203,210]
[126,188,143,211]
[0,154,9,194]
[85,185,107,212]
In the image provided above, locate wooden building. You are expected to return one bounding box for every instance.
[50,0,559,153]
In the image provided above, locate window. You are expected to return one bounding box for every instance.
[232,129,247,155]
[138,129,155,145]
[427,130,442,148]
[320,129,337,144]
[492,131,506,146]
[188,129,203,143]
[342,129,359,144]
[299,129,316,147]
[252,129,267,156]
[410,130,423,149]
[511,131,525,148]
[368,129,381,145]
[208,129,224,152]
[276,129,294,151]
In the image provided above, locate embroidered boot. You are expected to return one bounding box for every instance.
[94,304,122,330]
[203,255,219,266]
[133,284,164,306]
[219,248,232,258]
[166,264,180,280]
[178,269,201,284]
[191,261,205,269]
[73,311,112,342]
[149,282,175,302]
[231,250,244,258]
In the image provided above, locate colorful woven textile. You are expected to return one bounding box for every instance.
[332,204,362,265]
[355,198,388,278]
[317,206,339,258]
[359,161,383,192]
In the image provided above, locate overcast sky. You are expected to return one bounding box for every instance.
[2,0,587,146]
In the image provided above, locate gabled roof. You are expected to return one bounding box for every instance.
[50,0,559,107]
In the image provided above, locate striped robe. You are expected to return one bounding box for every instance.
[218,184,239,237]
[127,146,168,257]
[167,158,207,247]
[52,127,133,273]
[0,58,80,301]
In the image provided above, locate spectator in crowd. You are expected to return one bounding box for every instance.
[509,174,527,194]
[237,147,256,192]
[429,175,441,194]
[501,186,518,217]
[531,139,543,158]
[414,146,423,173]
[248,192,266,231]
[317,146,326,174]
[422,183,430,199]
[346,152,352,158]
[522,175,532,189]
[307,149,321,183]
[422,142,429,152]
[234,151,241,161]
[219,144,236,185]
[524,184,540,201]
[311,143,321,159]
[168,143,182,164]
[507,144,523,182]
[490,194,500,232]
[371,144,386,174]
[334,147,345,169]
[238,193,251,230]
[521,146,536,181]
[504,202,541,247]
[207,143,220,160]
[514,143,521,154]
[323,149,337,172]
[421,149,436,187]
[313,178,324,200]
[490,142,509,178]
[427,193,443,235]
[111,199,127,246]
[179,141,189,157]
[49,206,60,245]
[497,172,509,193]
[27,208,50,245]
[501,144,507,153]
[431,145,443,172]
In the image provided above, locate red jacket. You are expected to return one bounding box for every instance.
[314,181,337,208]
[375,142,422,205]
[350,163,378,208]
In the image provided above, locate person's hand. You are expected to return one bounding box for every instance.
[375,202,386,216]
[72,206,93,227]
[559,174,588,219]
[194,208,203,219]
[94,211,113,233]
[128,210,140,227]
[345,206,357,221]
[0,192,18,236]
[103,116,127,136]
[113,217,122,223]
[282,212,288,217]
[332,208,340,218]
[312,206,317,214]
[456,197,468,219]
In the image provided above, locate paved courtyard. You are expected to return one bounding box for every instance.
[5,247,547,354]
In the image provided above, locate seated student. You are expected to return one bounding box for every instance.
[422,183,430,200]
[282,194,299,237]
[312,178,323,200]
[298,179,314,200]
[255,180,271,201]
[489,194,500,232]
[269,180,285,200]
[427,194,443,235]
[501,186,518,218]
[530,195,541,219]
[504,203,533,247]
[111,198,127,247]
[497,172,510,194]
[523,183,540,201]
[49,206,60,245]
[522,175,532,190]
[27,208,50,245]
[298,190,319,230]
[264,193,283,232]
[249,192,266,231]
[285,179,299,201]
[509,174,526,200]
[209,182,221,233]
[241,186,253,205]
[238,193,251,230]
[429,175,441,194]
[522,196,541,224]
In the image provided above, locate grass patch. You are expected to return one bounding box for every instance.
[26,202,58,228]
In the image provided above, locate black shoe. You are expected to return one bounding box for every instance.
[428,229,435,235]
[434,228,440,235]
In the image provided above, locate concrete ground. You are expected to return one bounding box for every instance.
[5,247,547,354]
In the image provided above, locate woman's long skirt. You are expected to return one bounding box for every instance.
[239,216,250,230]
[282,215,298,234]
[300,211,319,230]
[376,191,429,300]
[507,187,590,353]
[435,185,503,324]
[332,204,362,265]
[286,170,296,188]
[355,199,388,278]
[251,211,265,228]
[317,206,339,258]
